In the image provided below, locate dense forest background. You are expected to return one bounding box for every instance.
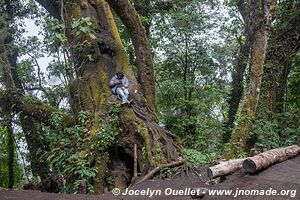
[0,0,299,194]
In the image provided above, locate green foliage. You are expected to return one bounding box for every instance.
[46,104,121,194]
[252,111,300,150]
[71,17,96,40]
[77,111,90,125]
[139,15,151,26]
[15,15,70,111]
[97,103,122,152]
[153,0,232,155]
[184,149,214,166]
[287,54,300,111]
[50,112,65,129]
[47,148,97,194]
[69,17,97,63]
[159,167,172,179]
[156,79,227,152]
[47,18,67,45]
[47,111,97,194]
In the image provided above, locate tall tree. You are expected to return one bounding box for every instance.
[226,0,277,158]
[13,0,184,193]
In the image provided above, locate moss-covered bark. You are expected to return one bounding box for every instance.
[0,32,15,89]
[0,89,74,127]
[226,0,277,158]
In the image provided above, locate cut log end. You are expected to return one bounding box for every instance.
[207,168,213,180]
[243,159,257,173]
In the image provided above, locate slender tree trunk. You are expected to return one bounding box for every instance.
[226,0,277,158]
[4,115,14,189]
[183,35,189,102]
[182,34,195,137]
[224,37,250,143]
[275,63,290,113]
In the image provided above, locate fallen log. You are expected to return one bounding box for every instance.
[134,158,186,186]
[207,158,245,179]
[243,145,300,173]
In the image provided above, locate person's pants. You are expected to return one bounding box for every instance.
[116,87,129,103]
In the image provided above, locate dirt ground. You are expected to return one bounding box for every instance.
[1,155,299,200]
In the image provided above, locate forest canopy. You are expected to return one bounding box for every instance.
[0,0,299,194]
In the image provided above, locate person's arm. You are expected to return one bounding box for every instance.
[123,77,129,88]
[109,76,118,87]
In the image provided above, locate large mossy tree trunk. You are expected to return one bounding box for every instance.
[226,0,277,158]
[37,0,184,193]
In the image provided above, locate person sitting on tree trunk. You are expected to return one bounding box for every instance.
[109,72,130,104]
